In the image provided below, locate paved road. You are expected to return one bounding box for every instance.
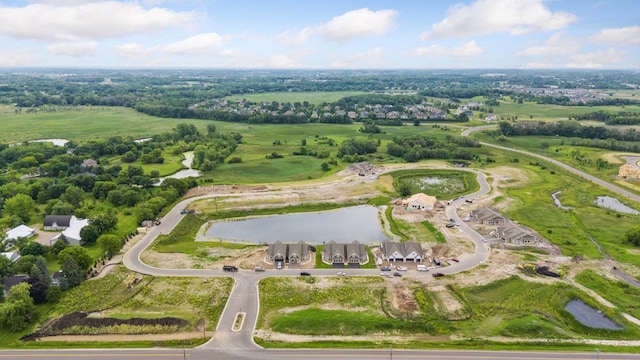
[461,125,640,204]
[1,348,635,360]
[12,150,637,359]
[119,167,495,357]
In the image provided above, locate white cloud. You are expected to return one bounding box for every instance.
[0,1,195,41]
[421,0,576,40]
[277,27,313,47]
[566,48,626,68]
[330,47,384,68]
[0,49,40,66]
[161,33,228,55]
[524,61,554,69]
[321,8,398,43]
[47,41,97,57]
[115,43,150,60]
[413,41,484,58]
[517,33,580,56]
[267,54,297,68]
[590,25,640,46]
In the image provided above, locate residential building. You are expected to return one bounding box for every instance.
[5,224,35,242]
[381,241,424,262]
[496,222,541,246]
[403,193,438,211]
[470,207,507,225]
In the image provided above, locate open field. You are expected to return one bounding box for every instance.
[256,275,640,346]
[0,106,208,143]
[224,91,369,105]
[491,101,640,121]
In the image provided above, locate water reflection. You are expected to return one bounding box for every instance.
[594,196,639,215]
[203,205,389,245]
[565,299,623,330]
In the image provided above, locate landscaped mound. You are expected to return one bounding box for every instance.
[24,312,191,339]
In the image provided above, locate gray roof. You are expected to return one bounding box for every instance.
[470,207,505,222]
[496,222,538,241]
[44,215,73,227]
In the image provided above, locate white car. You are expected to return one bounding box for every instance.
[396,266,408,271]
[380,272,390,277]
[337,271,346,276]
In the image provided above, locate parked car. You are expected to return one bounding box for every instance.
[446,223,455,228]
[337,271,346,276]
[223,265,238,272]
[465,199,473,203]
[300,271,311,276]
[462,217,471,222]
[380,272,390,277]
[393,272,402,277]
[432,272,445,277]
[380,266,391,271]
[396,266,408,271]
[254,267,265,272]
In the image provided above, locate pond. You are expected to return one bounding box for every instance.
[31,138,69,147]
[202,205,389,245]
[155,151,201,185]
[594,196,640,215]
[565,299,623,330]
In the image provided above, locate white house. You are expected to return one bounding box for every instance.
[5,224,36,242]
[51,216,89,246]
[1,251,21,262]
[403,193,438,211]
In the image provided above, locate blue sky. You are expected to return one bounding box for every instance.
[0,0,638,69]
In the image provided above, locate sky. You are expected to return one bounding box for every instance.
[0,0,639,69]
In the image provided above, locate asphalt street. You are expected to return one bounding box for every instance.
[5,134,639,359]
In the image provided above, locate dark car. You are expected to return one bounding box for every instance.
[446,223,455,228]
[432,272,445,277]
[254,267,266,272]
[380,266,391,271]
[393,272,402,277]
[465,199,473,203]
[300,271,311,276]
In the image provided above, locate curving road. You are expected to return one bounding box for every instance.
[119,167,495,358]
[6,145,637,359]
[461,125,640,204]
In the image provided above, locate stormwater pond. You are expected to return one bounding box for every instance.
[594,196,639,215]
[564,299,623,330]
[203,205,389,245]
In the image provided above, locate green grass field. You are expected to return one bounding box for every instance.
[258,275,640,344]
[0,106,210,143]
[490,100,640,121]
[224,91,369,105]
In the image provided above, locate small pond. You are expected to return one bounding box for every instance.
[203,205,389,245]
[565,300,623,330]
[155,151,201,185]
[594,196,640,215]
[31,138,69,147]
